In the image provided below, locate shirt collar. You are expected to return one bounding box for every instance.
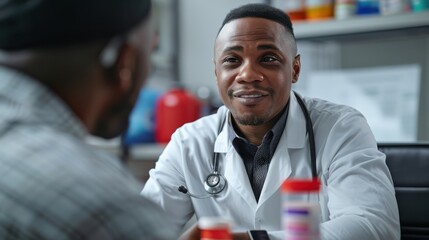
[269,102,289,156]
[227,101,290,155]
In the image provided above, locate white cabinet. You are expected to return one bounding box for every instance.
[292,11,429,142]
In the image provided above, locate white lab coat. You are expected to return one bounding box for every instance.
[142,93,400,240]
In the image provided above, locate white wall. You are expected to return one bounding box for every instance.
[178,0,265,94]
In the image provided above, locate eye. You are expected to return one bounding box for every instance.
[260,55,279,63]
[222,56,239,63]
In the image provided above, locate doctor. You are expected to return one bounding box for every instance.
[142,3,400,240]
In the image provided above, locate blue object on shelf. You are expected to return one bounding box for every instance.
[356,0,381,15]
[411,0,429,12]
[124,88,162,145]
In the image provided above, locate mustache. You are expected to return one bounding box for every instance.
[227,85,273,97]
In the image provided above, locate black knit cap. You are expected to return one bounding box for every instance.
[0,0,151,50]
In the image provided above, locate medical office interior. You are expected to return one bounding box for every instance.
[88,0,429,182]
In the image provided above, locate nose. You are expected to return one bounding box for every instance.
[236,61,264,83]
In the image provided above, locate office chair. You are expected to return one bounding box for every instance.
[378,143,429,240]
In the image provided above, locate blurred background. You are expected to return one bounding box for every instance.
[87,0,429,183]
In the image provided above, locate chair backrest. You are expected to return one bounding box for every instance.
[378,143,429,240]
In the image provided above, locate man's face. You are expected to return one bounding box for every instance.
[214,17,299,126]
[93,17,155,139]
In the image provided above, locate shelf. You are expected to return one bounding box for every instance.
[129,143,166,161]
[294,11,429,40]
[86,136,122,156]
[86,136,165,161]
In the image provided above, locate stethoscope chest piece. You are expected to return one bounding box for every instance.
[204,172,226,194]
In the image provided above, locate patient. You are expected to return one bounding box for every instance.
[0,0,174,239]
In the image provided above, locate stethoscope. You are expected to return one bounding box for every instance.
[178,91,317,199]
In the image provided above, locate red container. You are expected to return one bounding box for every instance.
[199,217,232,240]
[155,88,201,143]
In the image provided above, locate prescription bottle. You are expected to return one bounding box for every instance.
[279,0,307,21]
[411,0,429,12]
[380,0,404,15]
[356,0,380,15]
[199,217,232,240]
[305,0,334,20]
[281,178,321,240]
[335,0,356,19]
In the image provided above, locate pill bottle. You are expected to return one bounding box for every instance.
[280,0,307,21]
[380,0,404,15]
[411,0,429,12]
[356,0,380,15]
[199,217,232,240]
[281,178,321,240]
[305,0,334,21]
[335,0,357,19]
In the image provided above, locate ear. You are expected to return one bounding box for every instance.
[213,58,218,79]
[292,54,301,84]
[110,42,137,93]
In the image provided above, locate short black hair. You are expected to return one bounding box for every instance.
[218,3,295,38]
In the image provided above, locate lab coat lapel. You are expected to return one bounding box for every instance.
[224,150,257,209]
[214,109,257,209]
[257,92,307,207]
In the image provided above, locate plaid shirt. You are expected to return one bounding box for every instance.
[0,67,175,240]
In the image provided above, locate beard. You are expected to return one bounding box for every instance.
[92,68,143,139]
[227,85,273,126]
[233,112,266,126]
[91,95,135,139]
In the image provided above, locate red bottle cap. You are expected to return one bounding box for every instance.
[282,178,320,193]
[199,217,232,240]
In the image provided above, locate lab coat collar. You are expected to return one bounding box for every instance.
[213,106,257,208]
[257,92,307,206]
[213,106,230,154]
[214,92,307,152]
[213,92,308,207]
[285,91,307,149]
